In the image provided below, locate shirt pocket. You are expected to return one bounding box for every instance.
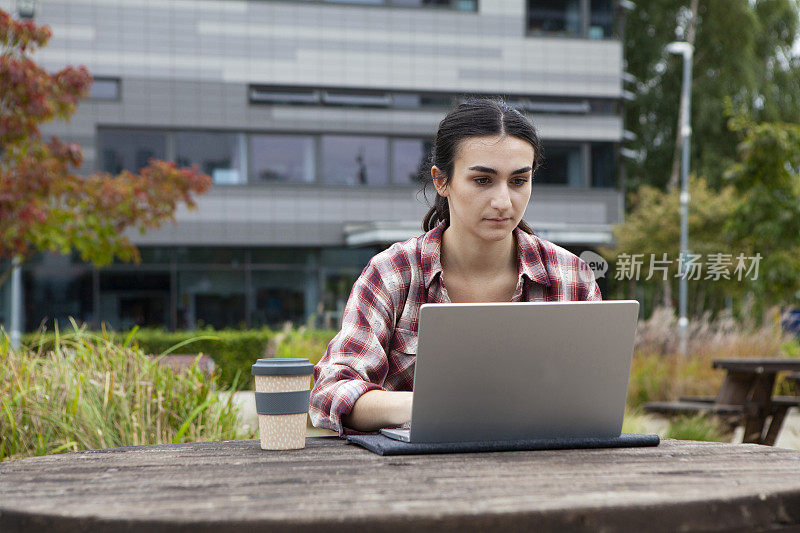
[390,327,418,357]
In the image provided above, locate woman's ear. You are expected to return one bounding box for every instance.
[431,166,448,197]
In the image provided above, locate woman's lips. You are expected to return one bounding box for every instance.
[486,217,510,223]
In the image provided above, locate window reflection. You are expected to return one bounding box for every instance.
[527,0,582,36]
[250,135,315,183]
[175,132,245,185]
[24,254,94,330]
[321,135,389,186]
[99,129,167,174]
[178,270,246,329]
[250,270,308,327]
[392,139,432,185]
[591,142,615,188]
[536,144,583,186]
[99,272,170,330]
[590,0,615,39]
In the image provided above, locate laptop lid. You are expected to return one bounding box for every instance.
[407,300,639,443]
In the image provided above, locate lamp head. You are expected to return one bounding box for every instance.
[666,42,694,58]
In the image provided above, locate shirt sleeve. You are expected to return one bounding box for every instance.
[308,259,396,436]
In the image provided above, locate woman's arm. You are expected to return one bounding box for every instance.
[341,390,413,432]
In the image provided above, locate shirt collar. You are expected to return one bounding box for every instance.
[421,223,445,290]
[514,227,552,287]
[420,223,552,289]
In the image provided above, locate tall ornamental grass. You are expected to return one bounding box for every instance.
[627,306,800,407]
[0,323,246,462]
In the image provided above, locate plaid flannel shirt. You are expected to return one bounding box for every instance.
[309,223,602,435]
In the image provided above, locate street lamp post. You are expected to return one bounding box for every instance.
[9,257,22,350]
[666,41,694,356]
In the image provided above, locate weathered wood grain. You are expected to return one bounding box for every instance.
[2,438,800,532]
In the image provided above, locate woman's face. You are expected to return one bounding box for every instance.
[433,135,534,243]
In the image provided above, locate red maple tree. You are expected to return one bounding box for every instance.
[0,10,211,286]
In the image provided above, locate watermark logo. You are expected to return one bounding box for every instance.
[579,250,608,282]
[613,253,762,281]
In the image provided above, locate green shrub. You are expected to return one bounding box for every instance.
[23,327,280,389]
[626,352,674,408]
[781,338,800,357]
[621,408,651,435]
[2,323,248,462]
[272,325,337,365]
[129,327,277,389]
[665,415,729,442]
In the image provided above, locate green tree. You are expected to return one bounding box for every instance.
[603,176,744,316]
[623,0,800,192]
[0,10,211,287]
[724,114,800,308]
[606,111,800,316]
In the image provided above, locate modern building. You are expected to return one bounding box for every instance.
[1,0,624,332]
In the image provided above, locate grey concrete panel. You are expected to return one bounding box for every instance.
[293,38,502,59]
[126,184,620,247]
[40,2,70,20]
[459,68,619,86]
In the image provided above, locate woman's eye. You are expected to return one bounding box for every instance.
[512,178,529,186]
[474,177,491,185]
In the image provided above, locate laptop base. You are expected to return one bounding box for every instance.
[379,428,410,442]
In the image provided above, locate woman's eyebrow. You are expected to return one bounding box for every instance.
[468,165,532,175]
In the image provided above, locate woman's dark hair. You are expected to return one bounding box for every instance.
[421,98,544,233]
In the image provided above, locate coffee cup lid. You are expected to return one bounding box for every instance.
[251,358,314,376]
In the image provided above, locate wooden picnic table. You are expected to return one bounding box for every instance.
[712,358,800,445]
[3,437,800,532]
[645,357,800,446]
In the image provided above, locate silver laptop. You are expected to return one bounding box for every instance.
[380,300,639,443]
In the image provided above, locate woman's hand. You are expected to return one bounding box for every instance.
[341,390,413,432]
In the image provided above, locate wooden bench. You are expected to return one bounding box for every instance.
[644,396,800,439]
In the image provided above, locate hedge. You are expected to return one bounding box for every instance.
[22,325,338,389]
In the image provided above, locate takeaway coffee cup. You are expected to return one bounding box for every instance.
[251,358,314,450]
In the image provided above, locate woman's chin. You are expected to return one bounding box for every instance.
[476,225,515,242]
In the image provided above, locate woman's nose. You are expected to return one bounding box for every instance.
[491,184,513,210]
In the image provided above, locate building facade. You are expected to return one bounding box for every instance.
[1,0,624,331]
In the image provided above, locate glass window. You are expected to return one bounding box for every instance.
[177,270,246,329]
[392,139,432,185]
[249,87,319,105]
[98,129,167,174]
[591,142,615,188]
[321,135,389,186]
[320,247,377,269]
[328,0,382,3]
[89,78,120,100]
[175,132,245,185]
[389,0,452,7]
[455,0,477,10]
[590,0,615,39]
[24,254,94,330]
[249,135,315,183]
[536,144,583,186]
[322,90,391,108]
[175,247,247,266]
[251,248,317,265]
[98,272,170,330]
[137,247,175,264]
[527,0,582,36]
[250,270,308,327]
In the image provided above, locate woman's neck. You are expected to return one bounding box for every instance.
[440,223,517,278]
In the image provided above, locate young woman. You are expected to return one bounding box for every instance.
[309,98,601,436]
